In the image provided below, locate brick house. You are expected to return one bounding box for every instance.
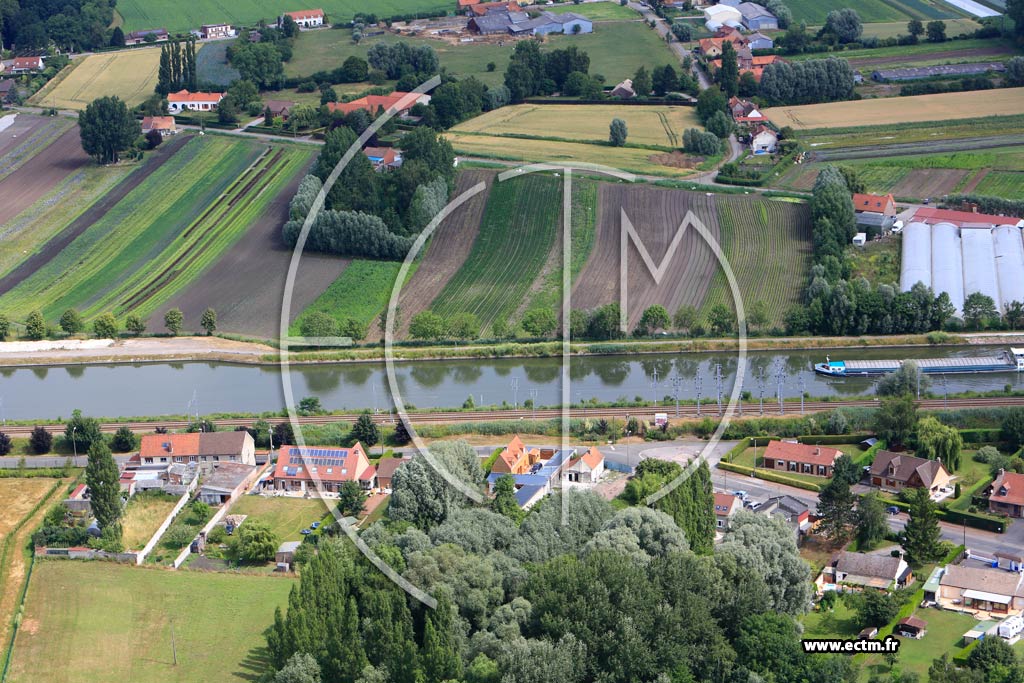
[987,470,1024,518]
[869,451,951,495]
[763,441,842,477]
[326,91,431,117]
[853,193,897,217]
[270,443,377,493]
[491,435,541,475]
[138,432,256,468]
[938,564,1024,616]
[563,447,605,484]
[714,492,742,529]
[141,116,177,135]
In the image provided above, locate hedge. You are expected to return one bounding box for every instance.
[796,433,872,445]
[958,428,1002,444]
[953,638,981,666]
[876,588,925,640]
[717,461,821,492]
[883,497,1007,533]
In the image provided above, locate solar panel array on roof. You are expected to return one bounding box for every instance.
[290,447,349,458]
[285,467,298,476]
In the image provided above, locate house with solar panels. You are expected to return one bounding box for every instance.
[269,443,377,494]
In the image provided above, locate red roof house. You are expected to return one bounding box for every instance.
[988,470,1024,518]
[714,492,742,529]
[270,443,377,493]
[763,441,842,477]
[912,206,1023,228]
[563,447,605,485]
[281,9,325,27]
[10,56,44,73]
[326,91,430,117]
[853,193,896,216]
[491,435,540,475]
[167,89,225,112]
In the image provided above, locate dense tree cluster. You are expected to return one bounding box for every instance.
[79,96,140,164]
[683,128,723,156]
[821,8,862,43]
[504,41,602,102]
[759,57,855,105]
[1,0,116,52]
[368,42,439,80]
[282,126,454,259]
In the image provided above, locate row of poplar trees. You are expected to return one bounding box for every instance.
[156,39,198,95]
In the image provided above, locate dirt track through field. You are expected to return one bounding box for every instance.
[572,184,720,329]
[845,46,1013,68]
[379,169,496,340]
[157,155,349,338]
[0,127,90,226]
[0,134,193,299]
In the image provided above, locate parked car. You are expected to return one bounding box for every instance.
[300,528,312,535]
[886,506,900,515]
[731,490,749,500]
[310,521,320,529]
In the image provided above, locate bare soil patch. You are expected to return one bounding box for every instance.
[571,184,720,328]
[0,115,56,161]
[845,46,1014,68]
[0,134,193,298]
[0,127,90,226]
[890,168,970,197]
[154,155,350,339]
[379,169,496,339]
[960,168,990,194]
[647,150,703,169]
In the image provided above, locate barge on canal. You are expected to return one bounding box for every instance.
[814,348,1024,377]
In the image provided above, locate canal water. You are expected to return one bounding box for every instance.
[1,345,1021,421]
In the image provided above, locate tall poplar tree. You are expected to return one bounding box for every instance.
[86,439,122,533]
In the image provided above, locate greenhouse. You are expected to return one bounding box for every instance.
[899,222,931,291]
[994,225,1024,311]
[931,222,965,315]
[962,228,1002,313]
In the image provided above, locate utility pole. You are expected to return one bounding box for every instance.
[671,375,683,418]
[695,374,703,417]
[651,367,659,406]
[71,427,77,459]
[942,373,948,409]
[776,363,785,415]
[799,374,806,414]
[170,618,178,666]
[511,377,519,411]
[758,369,765,415]
[529,389,538,420]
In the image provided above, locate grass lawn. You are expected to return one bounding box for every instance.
[548,0,642,20]
[947,453,992,511]
[121,491,180,550]
[786,0,911,24]
[803,599,863,639]
[445,132,700,177]
[116,0,449,32]
[8,561,295,683]
[860,609,980,680]
[29,48,162,110]
[290,260,406,337]
[286,22,676,86]
[229,495,332,542]
[730,447,830,485]
[452,103,698,148]
[788,38,1012,63]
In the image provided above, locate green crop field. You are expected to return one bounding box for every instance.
[699,197,813,329]
[785,0,909,24]
[0,136,313,323]
[973,170,1024,198]
[860,18,981,38]
[788,38,1010,62]
[289,260,406,337]
[7,561,294,683]
[286,22,676,86]
[429,174,561,332]
[116,0,449,32]
[196,41,240,87]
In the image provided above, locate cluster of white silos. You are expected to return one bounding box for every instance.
[900,221,1024,316]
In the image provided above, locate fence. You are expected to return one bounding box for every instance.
[135,476,200,565]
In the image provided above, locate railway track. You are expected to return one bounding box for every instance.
[4,396,1023,437]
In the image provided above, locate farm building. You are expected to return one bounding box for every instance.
[610,78,635,99]
[124,28,168,45]
[280,9,326,28]
[869,451,951,495]
[268,444,377,494]
[762,441,841,477]
[747,31,774,50]
[141,116,176,135]
[853,193,896,216]
[198,462,258,505]
[326,91,431,116]
[913,206,1024,228]
[468,0,521,15]
[469,8,592,35]
[736,2,778,30]
[0,79,17,104]
[167,89,225,112]
[750,125,778,153]
[698,29,746,58]
[871,62,1006,82]
[199,23,236,39]
[986,469,1024,518]
[900,221,1024,315]
[703,3,743,31]
[363,146,403,170]
[856,212,893,234]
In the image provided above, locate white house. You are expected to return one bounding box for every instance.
[563,447,605,485]
[167,89,225,112]
[281,9,325,28]
[750,125,778,153]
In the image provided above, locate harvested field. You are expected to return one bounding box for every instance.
[30,48,162,110]
[156,148,342,339]
[572,184,720,329]
[699,197,813,328]
[765,88,1024,130]
[778,164,819,191]
[429,174,561,332]
[452,104,698,148]
[388,169,496,338]
[0,115,73,181]
[890,168,970,197]
[8,561,295,683]
[0,134,192,298]
[0,478,65,668]
[0,126,91,227]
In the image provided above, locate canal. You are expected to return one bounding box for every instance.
[0,345,1021,420]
